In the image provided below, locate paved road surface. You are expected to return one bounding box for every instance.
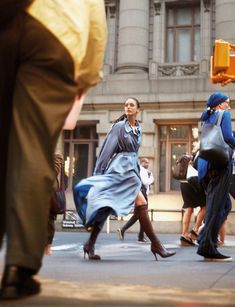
[0,232,235,306]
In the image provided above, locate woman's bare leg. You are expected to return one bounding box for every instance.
[182,208,193,238]
[218,220,227,246]
[194,207,206,234]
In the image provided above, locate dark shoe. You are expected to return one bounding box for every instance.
[117,228,125,240]
[83,243,101,260]
[180,235,195,246]
[204,254,232,262]
[0,265,41,300]
[137,237,149,243]
[198,251,232,262]
[190,229,198,240]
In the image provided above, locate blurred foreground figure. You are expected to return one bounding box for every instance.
[0,0,106,299]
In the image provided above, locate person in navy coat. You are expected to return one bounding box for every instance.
[197,92,235,261]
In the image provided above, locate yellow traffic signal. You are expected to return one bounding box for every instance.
[213,40,230,73]
[210,39,235,86]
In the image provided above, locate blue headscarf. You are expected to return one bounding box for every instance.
[207,92,229,109]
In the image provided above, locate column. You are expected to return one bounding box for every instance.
[200,0,212,74]
[104,1,117,75]
[152,1,163,64]
[117,0,149,73]
[149,1,164,78]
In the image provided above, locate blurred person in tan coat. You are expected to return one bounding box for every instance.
[0,0,107,300]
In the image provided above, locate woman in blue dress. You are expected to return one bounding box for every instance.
[73,98,175,260]
[197,92,235,261]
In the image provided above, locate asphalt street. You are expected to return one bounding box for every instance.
[0,232,235,306]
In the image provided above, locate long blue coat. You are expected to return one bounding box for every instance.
[73,119,142,227]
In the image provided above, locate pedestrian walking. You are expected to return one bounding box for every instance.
[117,157,154,243]
[197,92,235,261]
[73,98,176,261]
[0,0,107,299]
[180,149,206,246]
[180,182,206,246]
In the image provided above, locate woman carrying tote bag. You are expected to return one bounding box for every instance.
[197,92,235,262]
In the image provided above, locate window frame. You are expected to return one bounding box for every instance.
[165,3,200,63]
[63,123,98,191]
[157,120,199,193]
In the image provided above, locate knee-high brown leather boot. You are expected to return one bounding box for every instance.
[135,205,176,260]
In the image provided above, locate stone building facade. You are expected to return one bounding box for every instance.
[62,0,235,231]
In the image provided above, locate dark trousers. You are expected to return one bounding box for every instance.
[0,12,77,272]
[197,164,232,256]
[229,174,235,200]
[122,185,148,238]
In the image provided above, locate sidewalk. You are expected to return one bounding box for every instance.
[1,233,235,306]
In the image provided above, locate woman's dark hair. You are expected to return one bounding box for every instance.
[113,97,140,123]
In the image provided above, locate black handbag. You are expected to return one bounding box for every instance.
[199,110,233,166]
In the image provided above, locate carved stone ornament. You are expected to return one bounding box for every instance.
[203,0,211,12]
[158,65,177,76]
[153,1,161,16]
[158,64,199,77]
[105,0,116,18]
